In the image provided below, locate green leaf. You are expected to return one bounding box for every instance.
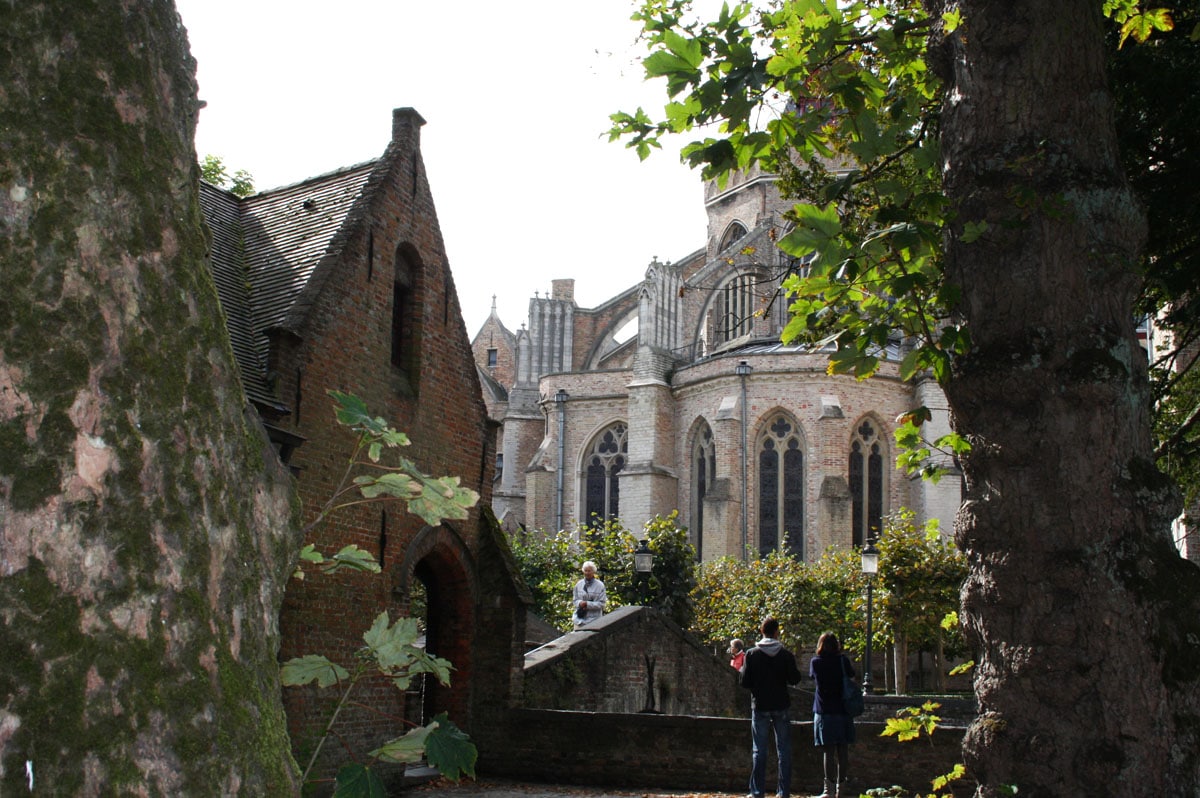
[948,659,975,676]
[777,203,843,258]
[662,30,703,69]
[961,220,989,243]
[1118,8,1174,47]
[299,543,324,563]
[406,478,479,526]
[332,763,387,798]
[280,654,349,688]
[355,472,422,500]
[899,347,924,381]
[330,390,372,428]
[323,544,382,575]
[423,713,478,781]
[360,612,454,688]
[369,724,433,765]
[362,612,420,669]
[932,763,967,790]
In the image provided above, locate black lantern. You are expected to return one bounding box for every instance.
[634,539,653,575]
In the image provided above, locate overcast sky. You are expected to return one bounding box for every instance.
[175,0,715,333]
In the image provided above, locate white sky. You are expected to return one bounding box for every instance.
[175,0,714,334]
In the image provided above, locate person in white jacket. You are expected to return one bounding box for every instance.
[571,561,607,628]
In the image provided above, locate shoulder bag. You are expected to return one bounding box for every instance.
[841,656,865,717]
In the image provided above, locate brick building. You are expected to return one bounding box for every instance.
[473,164,962,559]
[200,108,528,783]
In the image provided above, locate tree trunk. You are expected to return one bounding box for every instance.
[933,0,1200,794]
[893,632,909,695]
[0,1,301,793]
[935,634,946,694]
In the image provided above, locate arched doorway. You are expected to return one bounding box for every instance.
[394,525,476,729]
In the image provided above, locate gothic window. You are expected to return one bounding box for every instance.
[850,418,886,546]
[692,423,716,559]
[719,221,748,252]
[758,414,805,559]
[584,423,627,528]
[715,272,758,343]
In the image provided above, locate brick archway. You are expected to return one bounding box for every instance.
[393,524,477,729]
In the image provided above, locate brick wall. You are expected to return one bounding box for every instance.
[479,709,972,795]
[475,606,975,796]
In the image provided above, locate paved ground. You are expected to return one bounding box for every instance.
[409,777,746,797]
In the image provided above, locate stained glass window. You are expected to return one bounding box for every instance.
[850,418,887,546]
[758,414,805,558]
[584,423,627,528]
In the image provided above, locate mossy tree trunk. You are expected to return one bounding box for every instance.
[0,1,301,793]
[932,0,1200,794]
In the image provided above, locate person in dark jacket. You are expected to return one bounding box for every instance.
[740,617,802,798]
[808,632,857,798]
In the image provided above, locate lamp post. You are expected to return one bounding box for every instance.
[634,538,654,606]
[634,538,658,712]
[734,360,752,561]
[861,540,879,694]
[554,389,568,531]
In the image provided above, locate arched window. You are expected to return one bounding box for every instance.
[758,413,805,559]
[584,423,627,528]
[692,422,716,559]
[715,272,758,343]
[392,244,422,385]
[850,418,886,546]
[719,221,748,252]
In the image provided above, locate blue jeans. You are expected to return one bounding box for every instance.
[749,708,793,797]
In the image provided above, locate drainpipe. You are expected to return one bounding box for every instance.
[735,360,752,561]
[554,389,569,531]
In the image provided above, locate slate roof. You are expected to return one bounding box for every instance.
[200,181,280,410]
[199,160,380,415]
[476,364,509,404]
[241,161,377,333]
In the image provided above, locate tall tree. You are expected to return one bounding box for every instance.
[0,1,301,793]
[931,2,1200,793]
[613,0,1200,793]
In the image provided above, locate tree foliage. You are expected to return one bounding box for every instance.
[690,547,863,656]
[199,153,255,197]
[689,512,965,674]
[875,509,967,660]
[611,0,1189,481]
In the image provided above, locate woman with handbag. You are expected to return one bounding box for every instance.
[808,632,858,798]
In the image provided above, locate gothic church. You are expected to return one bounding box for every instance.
[472,165,961,560]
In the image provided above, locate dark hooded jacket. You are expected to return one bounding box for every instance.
[740,637,802,711]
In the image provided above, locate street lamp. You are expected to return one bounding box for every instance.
[634,539,654,607]
[861,540,879,694]
[734,360,752,560]
[553,389,569,531]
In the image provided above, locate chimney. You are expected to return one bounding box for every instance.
[392,107,426,145]
[551,279,575,303]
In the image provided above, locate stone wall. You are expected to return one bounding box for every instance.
[523,607,749,717]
